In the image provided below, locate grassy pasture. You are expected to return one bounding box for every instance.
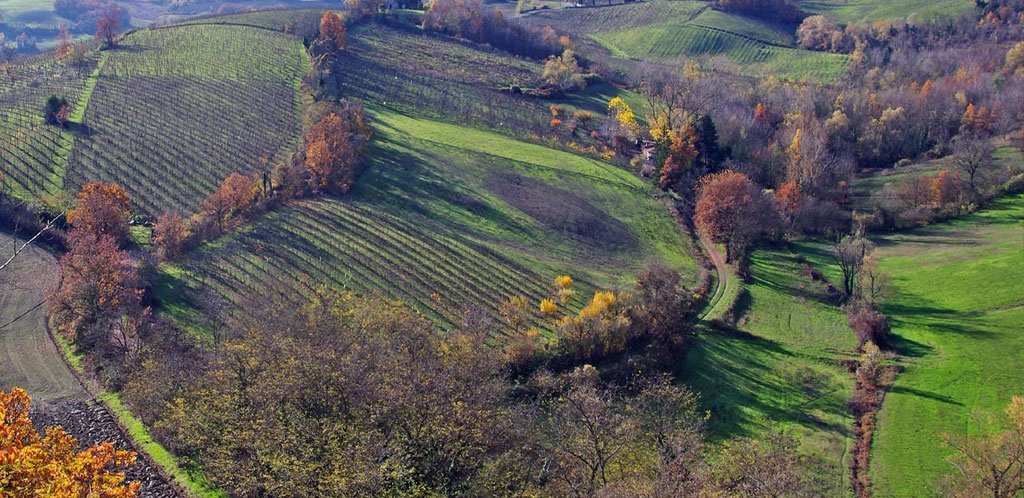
[682,240,857,493]
[869,194,1024,496]
[0,232,84,403]
[799,0,974,24]
[0,51,100,199]
[163,106,696,332]
[851,136,1024,212]
[63,24,307,216]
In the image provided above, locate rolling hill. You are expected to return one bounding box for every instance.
[520,0,851,81]
[1,22,308,216]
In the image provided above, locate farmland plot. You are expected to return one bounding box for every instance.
[0,51,99,198]
[0,232,84,402]
[164,108,696,332]
[65,24,308,216]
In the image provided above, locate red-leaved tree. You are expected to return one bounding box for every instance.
[48,231,142,349]
[95,7,122,48]
[66,181,131,245]
[319,11,347,51]
[694,170,781,262]
[304,103,373,194]
[201,172,254,233]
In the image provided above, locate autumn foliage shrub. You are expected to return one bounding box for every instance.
[0,387,140,497]
[845,299,890,348]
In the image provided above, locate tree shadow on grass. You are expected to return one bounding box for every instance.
[888,385,963,406]
[356,130,522,237]
[681,331,851,441]
[885,294,998,340]
[886,333,933,358]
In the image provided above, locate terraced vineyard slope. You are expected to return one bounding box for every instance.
[0,51,100,198]
[64,24,308,216]
[522,0,851,81]
[165,106,696,331]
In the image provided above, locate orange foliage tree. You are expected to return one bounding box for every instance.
[962,103,994,136]
[48,232,142,345]
[775,180,803,217]
[931,170,960,207]
[319,11,347,51]
[694,170,781,262]
[152,212,189,261]
[658,125,700,190]
[66,181,131,245]
[304,104,373,194]
[95,7,122,48]
[201,173,254,232]
[1,387,140,497]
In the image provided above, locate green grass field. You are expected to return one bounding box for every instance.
[870,194,1024,496]
[61,24,308,216]
[521,0,850,81]
[682,240,857,493]
[851,136,1024,212]
[163,106,696,331]
[799,0,973,24]
[0,232,84,402]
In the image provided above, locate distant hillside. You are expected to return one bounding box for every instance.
[519,0,851,81]
[798,0,973,24]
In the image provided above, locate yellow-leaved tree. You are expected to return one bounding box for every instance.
[0,387,140,497]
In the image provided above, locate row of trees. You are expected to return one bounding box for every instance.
[121,291,825,497]
[422,0,568,59]
[151,100,373,262]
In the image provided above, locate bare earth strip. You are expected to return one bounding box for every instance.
[0,232,85,402]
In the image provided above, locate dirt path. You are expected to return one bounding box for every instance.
[0,232,85,402]
[697,231,732,321]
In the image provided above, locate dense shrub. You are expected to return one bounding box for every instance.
[845,299,890,348]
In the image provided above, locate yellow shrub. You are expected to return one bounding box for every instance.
[540,298,558,315]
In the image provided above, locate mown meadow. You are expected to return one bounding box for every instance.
[683,239,859,493]
[871,194,1024,495]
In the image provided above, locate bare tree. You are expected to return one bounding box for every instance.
[942,397,1024,498]
[833,230,873,298]
[953,135,995,197]
[0,213,62,274]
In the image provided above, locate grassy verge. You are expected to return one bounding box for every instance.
[870,193,1024,496]
[53,323,223,497]
[98,391,226,498]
